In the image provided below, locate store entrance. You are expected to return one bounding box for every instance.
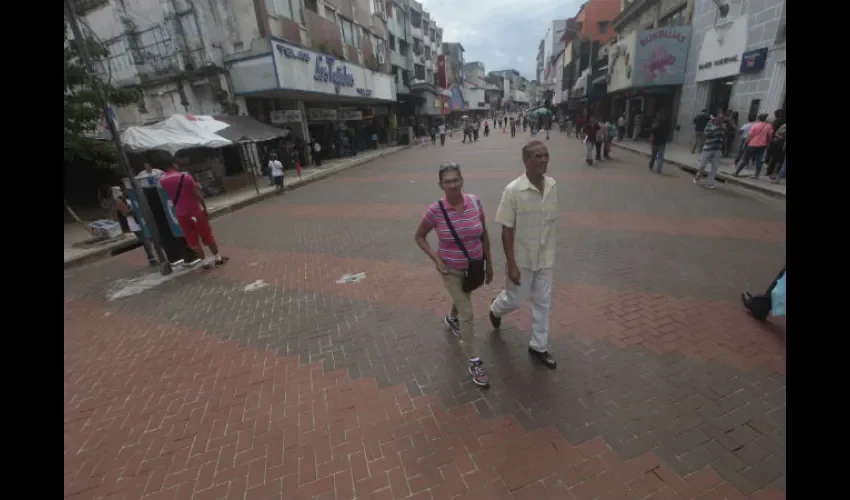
[709,77,736,115]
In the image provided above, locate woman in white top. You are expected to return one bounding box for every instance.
[268,153,285,194]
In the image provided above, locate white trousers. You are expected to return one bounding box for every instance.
[490,267,553,352]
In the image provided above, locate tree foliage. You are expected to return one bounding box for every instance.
[64,23,138,164]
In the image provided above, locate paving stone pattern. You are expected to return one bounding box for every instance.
[65,132,786,499]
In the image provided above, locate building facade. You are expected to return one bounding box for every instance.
[561,0,620,116]
[607,0,694,137]
[674,0,786,146]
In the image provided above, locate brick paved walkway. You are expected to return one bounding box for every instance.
[65,130,786,499]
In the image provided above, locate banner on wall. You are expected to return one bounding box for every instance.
[437,55,447,89]
[632,26,692,86]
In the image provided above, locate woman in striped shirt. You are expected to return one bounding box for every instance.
[415,163,494,387]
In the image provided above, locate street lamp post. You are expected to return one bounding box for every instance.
[65,0,172,275]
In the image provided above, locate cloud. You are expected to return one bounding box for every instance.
[420,0,584,79]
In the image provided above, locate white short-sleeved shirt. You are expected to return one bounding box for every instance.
[494,173,558,271]
[269,160,284,177]
[438,125,446,135]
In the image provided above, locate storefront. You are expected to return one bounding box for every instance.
[693,16,748,116]
[226,37,396,159]
[606,26,692,139]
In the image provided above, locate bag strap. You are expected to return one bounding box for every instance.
[172,174,186,207]
[438,199,472,260]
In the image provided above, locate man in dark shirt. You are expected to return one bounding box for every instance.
[649,116,670,174]
[691,109,710,154]
[583,116,601,165]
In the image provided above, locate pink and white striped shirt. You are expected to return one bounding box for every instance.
[422,194,486,270]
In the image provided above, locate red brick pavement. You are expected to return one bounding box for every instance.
[251,205,785,243]
[65,299,785,500]
[206,246,785,375]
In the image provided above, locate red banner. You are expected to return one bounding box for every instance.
[437,55,447,89]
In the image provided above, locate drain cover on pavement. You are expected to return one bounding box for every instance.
[336,272,366,284]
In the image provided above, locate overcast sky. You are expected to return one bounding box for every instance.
[420,0,585,80]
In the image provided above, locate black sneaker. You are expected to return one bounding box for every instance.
[444,315,460,337]
[528,348,557,369]
[489,298,502,329]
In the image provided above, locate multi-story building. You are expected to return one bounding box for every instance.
[674,0,786,147]
[488,69,529,108]
[539,19,568,103]
[77,0,399,147]
[559,0,620,116]
[536,39,545,82]
[386,0,446,127]
[462,61,486,88]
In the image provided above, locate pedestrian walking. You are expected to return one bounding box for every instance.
[489,140,557,369]
[510,117,517,138]
[415,162,494,387]
[484,120,489,137]
[617,114,627,141]
[648,115,670,173]
[604,118,616,159]
[268,153,285,194]
[583,116,602,165]
[734,113,772,179]
[312,140,322,166]
[691,109,710,154]
[159,161,230,270]
[430,125,437,145]
[694,113,727,189]
[438,122,446,146]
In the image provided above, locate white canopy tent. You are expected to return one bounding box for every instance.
[120,114,232,154]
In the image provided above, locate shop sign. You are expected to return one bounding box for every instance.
[695,16,749,82]
[307,109,338,121]
[740,48,768,73]
[275,43,310,62]
[632,26,692,87]
[339,110,363,121]
[269,109,302,125]
[314,55,355,94]
[270,38,395,101]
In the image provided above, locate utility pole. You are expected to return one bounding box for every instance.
[65,0,172,275]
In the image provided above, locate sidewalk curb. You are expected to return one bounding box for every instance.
[611,143,785,200]
[64,145,412,271]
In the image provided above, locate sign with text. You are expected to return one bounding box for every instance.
[307,108,338,121]
[632,26,692,87]
[269,109,303,125]
[270,39,395,101]
[339,110,363,121]
[695,17,749,82]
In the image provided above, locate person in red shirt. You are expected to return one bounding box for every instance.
[159,161,229,270]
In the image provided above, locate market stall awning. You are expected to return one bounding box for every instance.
[212,115,289,142]
[121,114,232,154]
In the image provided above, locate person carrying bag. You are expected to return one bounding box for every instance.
[438,200,487,292]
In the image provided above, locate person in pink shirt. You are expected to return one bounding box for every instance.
[159,161,229,270]
[414,162,494,387]
[734,113,773,179]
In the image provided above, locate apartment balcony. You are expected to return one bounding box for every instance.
[391,50,406,69]
[411,25,423,40]
[304,10,343,59]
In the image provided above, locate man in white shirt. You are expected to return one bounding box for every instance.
[268,153,285,194]
[135,163,165,186]
[617,114,627,140]
[438,123,446,146]
[489,140,558,369]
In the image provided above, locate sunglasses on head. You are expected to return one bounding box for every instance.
[439,163,461,172]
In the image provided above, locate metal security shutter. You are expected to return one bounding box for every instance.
[764,60,786,115]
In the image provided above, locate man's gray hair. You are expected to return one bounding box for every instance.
[522,140,546,161]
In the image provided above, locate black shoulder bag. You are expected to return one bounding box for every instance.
[438,199,486,293]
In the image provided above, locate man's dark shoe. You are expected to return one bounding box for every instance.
[528,347,557,369]
[489,297,501,329]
